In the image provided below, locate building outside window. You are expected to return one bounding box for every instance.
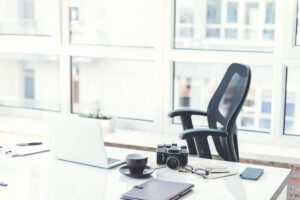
[0,0,53,35]
[23,68,35,108]
[285,67,300,135]
[0,53,60,111]
[69,0,155,47]
[175,0,276,52]
[285,92,295,132]
[71,57,155,120]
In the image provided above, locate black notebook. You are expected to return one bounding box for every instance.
[121,178,194,200]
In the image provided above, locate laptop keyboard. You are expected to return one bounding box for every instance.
[107,157,121,164]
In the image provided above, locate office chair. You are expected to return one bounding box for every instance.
[168,63,251,162]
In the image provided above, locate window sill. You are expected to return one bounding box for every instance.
[1,116,300,165]
[103,129,300,165]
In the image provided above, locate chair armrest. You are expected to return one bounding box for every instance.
[168,108,207,118]
[180,128,227,139]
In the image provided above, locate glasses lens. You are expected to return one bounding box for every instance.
[179,165,193,173]
[185,165,193,171]
[195,168,209,175]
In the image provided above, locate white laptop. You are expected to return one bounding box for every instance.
[45,114,125,168]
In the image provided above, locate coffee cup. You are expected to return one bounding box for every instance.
[126,154,148,175]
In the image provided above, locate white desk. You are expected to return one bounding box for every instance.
[0,147,290,200]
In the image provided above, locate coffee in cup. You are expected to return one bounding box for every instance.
[126,154,148,175]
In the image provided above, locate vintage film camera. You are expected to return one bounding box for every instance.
[156,143,188,169]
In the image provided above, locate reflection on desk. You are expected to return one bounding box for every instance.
[0,147,291,200]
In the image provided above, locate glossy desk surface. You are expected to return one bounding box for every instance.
[0,147,291,200]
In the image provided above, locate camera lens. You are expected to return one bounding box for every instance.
[166,157,180,170]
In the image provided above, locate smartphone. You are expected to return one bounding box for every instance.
[240,167,264,180]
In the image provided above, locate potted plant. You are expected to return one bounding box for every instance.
[79,110,116,133]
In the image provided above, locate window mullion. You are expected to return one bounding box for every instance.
[61,0,70,48]
[153,0,166,133]
[162,0,175,134]
[281,0,298,59]
[271,63,286,138]
[59,0,71,114]
[60,55,71,114]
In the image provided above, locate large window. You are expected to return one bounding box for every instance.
[173,62,273,132]
[71,57,155,120]
[0,53,60,111]
[69,0,156,47]
[174,0,276,52]
[284,67,300,135]
[1,0,300,147]
[0,0,53,35]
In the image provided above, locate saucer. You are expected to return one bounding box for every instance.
[119,166,154,178]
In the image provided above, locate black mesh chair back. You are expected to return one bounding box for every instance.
[207,63,251,161]
[168,63,251,162]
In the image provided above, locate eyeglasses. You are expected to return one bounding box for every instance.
[178,165,210,178]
